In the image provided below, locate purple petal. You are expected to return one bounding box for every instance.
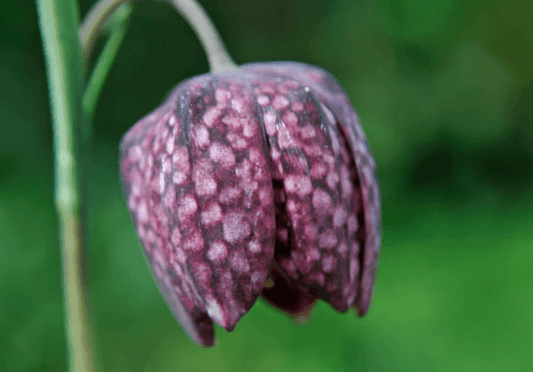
[177,75,276,329]
[120,74,277,344]
[293,64,381,315]
[120,88,215,345]
[243,68,364,312]
[244,63,382,314]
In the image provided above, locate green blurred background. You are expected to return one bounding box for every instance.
[2,0,533,371]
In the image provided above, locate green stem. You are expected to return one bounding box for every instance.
[83,3,133,119]
[36,1,95,371]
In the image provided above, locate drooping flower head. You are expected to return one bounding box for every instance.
[120,62,381,346]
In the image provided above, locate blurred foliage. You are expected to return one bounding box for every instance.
[1,0,532,371]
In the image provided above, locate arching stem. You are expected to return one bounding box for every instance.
[80,0,237,72]
[167,0,237,73]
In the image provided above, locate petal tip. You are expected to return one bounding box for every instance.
[354,299,370,317]
[205,299,242,332]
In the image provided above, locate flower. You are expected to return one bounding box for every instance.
[119,62,381,346]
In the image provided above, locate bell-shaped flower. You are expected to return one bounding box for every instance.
[120,62,381,346]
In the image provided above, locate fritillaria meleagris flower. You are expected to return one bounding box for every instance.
[120,62,381,346]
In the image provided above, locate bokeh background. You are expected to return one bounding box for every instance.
[2,0,533,371]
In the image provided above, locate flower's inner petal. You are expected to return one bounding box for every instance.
[119,90,215,346]
[249,72,363,311]
[170,75,276,331]
[261,262,317,316]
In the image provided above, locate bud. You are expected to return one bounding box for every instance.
[120,62,381,346]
